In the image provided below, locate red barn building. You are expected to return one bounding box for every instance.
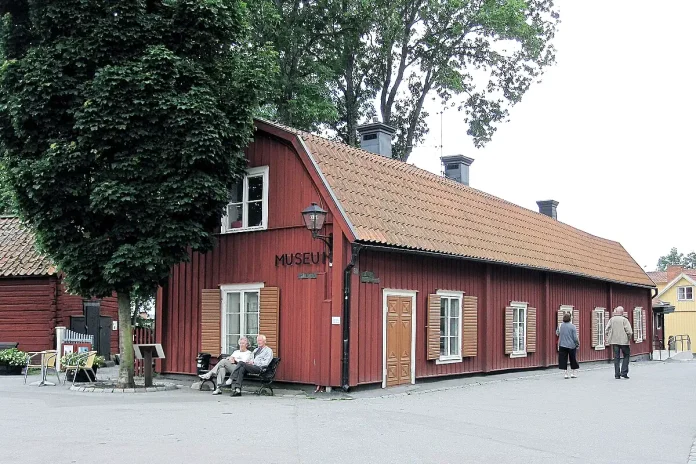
[0,217,118,354]
[156,120,655,389]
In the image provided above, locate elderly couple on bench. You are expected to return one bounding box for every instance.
[199,334,273,396]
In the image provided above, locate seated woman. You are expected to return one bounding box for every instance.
[199,336,253,395]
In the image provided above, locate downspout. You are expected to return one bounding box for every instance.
[650,287,658,299]
[341,243,362,392]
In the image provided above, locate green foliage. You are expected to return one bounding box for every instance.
[0,160,15,215]
[0,1,277,298]
[61,352,106,369]
[252,0,559,161]
[0,348,27,366]
[656,248,696,271]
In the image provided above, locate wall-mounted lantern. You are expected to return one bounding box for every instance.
[301,203,332,262]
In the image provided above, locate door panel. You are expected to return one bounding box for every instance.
[385,295,413,387]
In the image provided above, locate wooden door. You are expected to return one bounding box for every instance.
[386,295,413,387]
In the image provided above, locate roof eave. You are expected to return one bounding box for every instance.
[355,241,656,289]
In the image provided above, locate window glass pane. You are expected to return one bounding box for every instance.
[229,181,244,203]
[513,309,519,323]
[247,201,263,227]
[227,204,243,229]
[248,175,264,201]
[245,292,259,337]
[226,334,240,353]
[227,293,241,314]
[450,336,459,356]
[440,336,446,356]
[450,315,459,337]
[688,288,693,299]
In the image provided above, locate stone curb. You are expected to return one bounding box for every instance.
[69,383,179,393]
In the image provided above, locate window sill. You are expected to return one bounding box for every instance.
[222,225,267,234]
[510,352,527,359]
[436,356,463,365]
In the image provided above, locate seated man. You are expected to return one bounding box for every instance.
[229,334,273,397]
[199,336,253,395]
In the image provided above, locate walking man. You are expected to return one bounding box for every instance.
[605,306,633,379]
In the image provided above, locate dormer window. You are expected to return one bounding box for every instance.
[221,166,269,233]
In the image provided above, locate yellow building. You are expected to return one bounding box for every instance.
[648,265,696,351]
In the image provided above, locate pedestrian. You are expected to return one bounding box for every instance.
[605,306,633,379]
[556,312,580,379]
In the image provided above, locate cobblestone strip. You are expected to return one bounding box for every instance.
[69,383,179,393]
[688,435,696,463]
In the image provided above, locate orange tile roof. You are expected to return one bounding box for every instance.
[648,269,696,284]
[0,217,54,277]
[260,120,654,288]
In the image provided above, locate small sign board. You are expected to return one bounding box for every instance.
[360,271,380,284]
[298,273,318,280]
[331,317,341,325]
[133,344,165,360]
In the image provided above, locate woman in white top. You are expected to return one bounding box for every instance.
[199,336,253,395]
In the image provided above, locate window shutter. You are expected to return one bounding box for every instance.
[641,308,647,343]
[527,307,537,353]
[557,309,563,351]
[633,308,640,342]
[504,307,514,354]
[462,296,478,357]
[201,289,222,355]
[259,287,280,358]
[573,308,580,340]
[426,294,441,360]
[591,310,598,348]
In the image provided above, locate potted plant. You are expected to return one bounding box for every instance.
[61,353,105,382]
[0,348,27,375]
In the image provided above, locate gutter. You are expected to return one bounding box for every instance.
[341,243,362,392]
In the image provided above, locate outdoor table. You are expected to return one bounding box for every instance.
[28,351,56,387]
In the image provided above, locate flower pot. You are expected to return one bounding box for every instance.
[0,364,23,375]
[66,365,99,383]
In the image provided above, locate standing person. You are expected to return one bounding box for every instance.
[557,313,580,379]
[229,334,273,397]
[199,336,253,395]
[605,306,633,379]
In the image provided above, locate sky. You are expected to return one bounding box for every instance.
[408,0,696,272]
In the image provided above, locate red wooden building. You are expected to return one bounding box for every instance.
[0,217,119,353]
[156,120,655,389]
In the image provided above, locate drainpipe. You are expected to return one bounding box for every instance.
[341,243,362,392]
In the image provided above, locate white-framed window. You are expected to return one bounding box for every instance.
[437,291,463,363]
[594,308,605,350]
[512,301,527,355]
[220,283,264,353]
[559,305,574,329]
[221,166,269,233]
[678,286,694,301]
[634,307,644,342]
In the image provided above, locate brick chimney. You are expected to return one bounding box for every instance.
[357,118,396,158]
[441,155,474,186]
[536,200,559,220]
[667,265,684,282]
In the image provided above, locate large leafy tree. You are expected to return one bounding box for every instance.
[0,0,275,387]
[657,248,696,271]
[257,0,559,161]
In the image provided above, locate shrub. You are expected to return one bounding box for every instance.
[0,348,28,366]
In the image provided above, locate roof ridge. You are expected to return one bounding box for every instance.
[257,118,625,247]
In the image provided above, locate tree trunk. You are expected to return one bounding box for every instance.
[117,292,135,388]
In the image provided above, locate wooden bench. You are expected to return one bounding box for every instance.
[199,355,281,396]
[0,342,19,350]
